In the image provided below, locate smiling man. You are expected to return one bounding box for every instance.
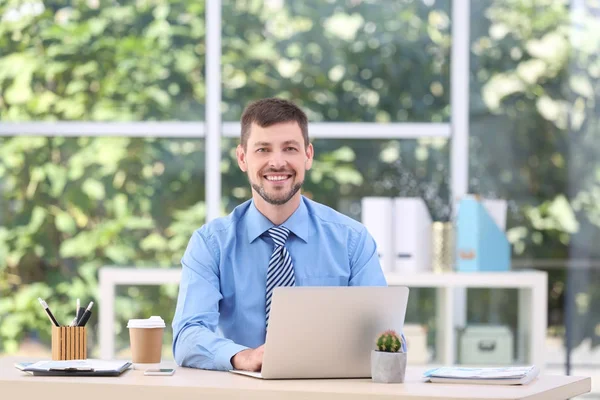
[172,98,386,372]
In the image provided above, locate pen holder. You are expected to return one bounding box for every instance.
[51,326,87,360]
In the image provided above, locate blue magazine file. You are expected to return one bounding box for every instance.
[455,196,510,272]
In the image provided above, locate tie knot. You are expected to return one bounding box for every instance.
[268,226,290,247]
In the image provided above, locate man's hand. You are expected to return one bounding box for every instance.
[231,345,265,372]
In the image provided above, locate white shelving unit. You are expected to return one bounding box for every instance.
[98,268,547,371]
[386,271,547,370]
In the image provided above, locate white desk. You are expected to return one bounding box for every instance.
[99,268,547,369]
[1,357,589,400]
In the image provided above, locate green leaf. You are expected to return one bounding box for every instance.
[5,74,33,104]
[112,194,129,219]
[156,4,171,19]
[141,232,168,251]
[146,86,171,107]
[45,164,68,197]
[65,80,88,95]
[28,207,47,233]
[323,13,364,42]
[55,212,76,234]
[0,314,23,338]
[82,179,106,200]
[332,167,363,185]
[330,147,356,162]
[0,297,15,314]
[124,217,155,230]
[105,245,136,264]
[60,233,98,258]
[174,51,198,74]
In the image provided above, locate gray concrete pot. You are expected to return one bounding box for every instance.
[371,350,407,383]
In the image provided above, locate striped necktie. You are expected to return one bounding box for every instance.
[265,226,295,326]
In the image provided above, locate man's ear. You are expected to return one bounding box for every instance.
[236,145,247,172]
[304,143,314,170]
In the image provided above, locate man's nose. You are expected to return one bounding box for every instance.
[268,151,286,169]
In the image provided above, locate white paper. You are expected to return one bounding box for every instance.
[425,366,536,380]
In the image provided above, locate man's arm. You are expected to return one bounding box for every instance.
[172,230,249,371]
[348,226,387,286]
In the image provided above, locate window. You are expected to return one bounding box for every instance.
[469,0,600,371]
[0,0,206,121]
[0,0,207,355]
[221,0,450,122]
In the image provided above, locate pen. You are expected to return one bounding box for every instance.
[76,298,85,325]
[37,298,60,327]
[76,301,94,327]
[69,298,80,326]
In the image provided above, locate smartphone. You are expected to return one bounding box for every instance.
[144,368,175,376]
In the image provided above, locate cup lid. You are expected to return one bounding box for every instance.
[127,316,165,329]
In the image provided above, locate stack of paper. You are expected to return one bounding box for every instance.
[424,366,539,385]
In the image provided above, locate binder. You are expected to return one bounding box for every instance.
[393,198,432,273]
[361,197,433,273]
[361,197,394,273]
[15,359,131,376]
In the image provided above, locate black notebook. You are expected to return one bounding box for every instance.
[15,360,131,377]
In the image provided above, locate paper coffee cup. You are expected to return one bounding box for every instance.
[127,316,165,370]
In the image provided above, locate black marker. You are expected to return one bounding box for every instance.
[76,298,85,324]
[77,301,94,327]
[38,298,60,327]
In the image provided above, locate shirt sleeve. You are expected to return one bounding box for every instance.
[172,229,249,371]
[348,226,387,286]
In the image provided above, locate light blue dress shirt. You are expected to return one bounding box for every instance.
[172,195,387,371]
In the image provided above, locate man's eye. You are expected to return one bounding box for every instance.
[256,148,266,153]
[285,147,298,152]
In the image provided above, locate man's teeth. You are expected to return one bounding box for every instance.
[265,175,289,181]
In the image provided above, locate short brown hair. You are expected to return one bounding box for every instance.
[240,98,309,149]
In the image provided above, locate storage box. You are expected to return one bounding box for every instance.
[403,324,430,364]
[459,325,513,365]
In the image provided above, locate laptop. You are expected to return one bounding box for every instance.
[229,285,409,379]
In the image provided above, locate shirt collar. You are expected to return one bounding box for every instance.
[246,197,309,243]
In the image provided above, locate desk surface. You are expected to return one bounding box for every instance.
[1,357,591,400]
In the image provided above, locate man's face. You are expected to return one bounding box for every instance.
[237,121,314,206]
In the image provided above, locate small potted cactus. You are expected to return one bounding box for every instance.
[371,329,407,383]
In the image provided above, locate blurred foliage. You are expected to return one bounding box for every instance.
[0,136,206,353]
[469,0,600,348]
[1,0,599,360]
[220,0,450,122]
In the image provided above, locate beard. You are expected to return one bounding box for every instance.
[250,170,303,205]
